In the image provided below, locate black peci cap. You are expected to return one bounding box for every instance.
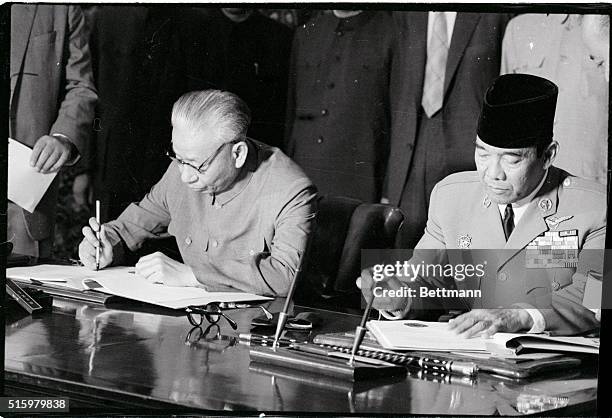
[477,74,558,148]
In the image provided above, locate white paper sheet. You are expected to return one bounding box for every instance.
[8,138,57,213]
[6,264,272,309]
[367,320,488,352]
[366,319,600,355]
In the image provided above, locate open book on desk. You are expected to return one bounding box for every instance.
[366,320,599,356]
[6,264,272,309]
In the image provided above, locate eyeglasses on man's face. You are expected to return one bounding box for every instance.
[185,303,238,330]
[167,140,239,175]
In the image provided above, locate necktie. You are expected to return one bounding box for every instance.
[502,204,515,240]
[421,12,449,118]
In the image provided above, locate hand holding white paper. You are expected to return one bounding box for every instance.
[8,138,58,213]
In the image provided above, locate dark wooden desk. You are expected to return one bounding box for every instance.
[4,296,598,415]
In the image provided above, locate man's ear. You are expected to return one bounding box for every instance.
[543,141,559,170]
[233,141,248,168]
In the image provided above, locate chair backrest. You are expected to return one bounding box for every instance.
[298,195,361,299]
[296,195,404,309]
[335,202,404,293]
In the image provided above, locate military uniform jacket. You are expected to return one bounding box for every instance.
[408,167,605,335]
[501,14,608,184]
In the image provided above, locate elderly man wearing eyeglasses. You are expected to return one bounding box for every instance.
[78,90,317,296]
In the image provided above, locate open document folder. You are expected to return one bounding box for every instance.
[8,138,58,213]
[6,264,271,309]
[366,320,599,355]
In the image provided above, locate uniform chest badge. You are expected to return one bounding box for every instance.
[458,234,472,249]
[545,215,574,230]
[526,229,579,268]
[538,198,552,212]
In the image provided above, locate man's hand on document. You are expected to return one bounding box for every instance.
[135,252,199,287]
[448,308,533,338]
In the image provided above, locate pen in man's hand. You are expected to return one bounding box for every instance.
[95,199,101,271]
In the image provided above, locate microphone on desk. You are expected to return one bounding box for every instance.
[272,252,305,349]
[348,290,375,367]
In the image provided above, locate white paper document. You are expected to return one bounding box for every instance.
[8,138,58,213]
[7,264,272,309]
[367,319,489,352]
[366,320,599,355]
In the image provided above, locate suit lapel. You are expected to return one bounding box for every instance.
[399,12,428,109]
[458,193,505,295]
[443,13,480,96]
[500,170,560,267]
[479,197,507,248]
[10,4,37,77]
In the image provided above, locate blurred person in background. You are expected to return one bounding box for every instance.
[285,10,396,203]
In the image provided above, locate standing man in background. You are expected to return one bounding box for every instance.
[387,12,512,248]
[581,14,610,83]
[501,14,608,185]
[285,10,396,203]
[87,6,185,221]
[9,4,97,257]
[181,8,292,149]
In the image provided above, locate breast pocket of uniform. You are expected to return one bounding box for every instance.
[347,44,387,93]
[525,268,574,297]
[550,269,574,292]
[24,31,57,75]
[231,236,267,260]
[168,219,203,258]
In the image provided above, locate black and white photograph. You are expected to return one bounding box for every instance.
[1,2,609,416]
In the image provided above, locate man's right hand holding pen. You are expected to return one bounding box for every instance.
[78,217,114,270]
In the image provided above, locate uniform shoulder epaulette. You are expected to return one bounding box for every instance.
[436,171,480,190]
[562,176,606,196]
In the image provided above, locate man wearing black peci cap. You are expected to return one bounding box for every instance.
[358,73,605,336]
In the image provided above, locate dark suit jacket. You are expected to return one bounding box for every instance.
[285,11,396,202]
[89,6,185,219]
[10,5,97,240]
[181,9,292,149]
[385,12,512,205]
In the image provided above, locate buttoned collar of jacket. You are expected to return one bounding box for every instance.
[332,10,373,32]
[214,138,258,207]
